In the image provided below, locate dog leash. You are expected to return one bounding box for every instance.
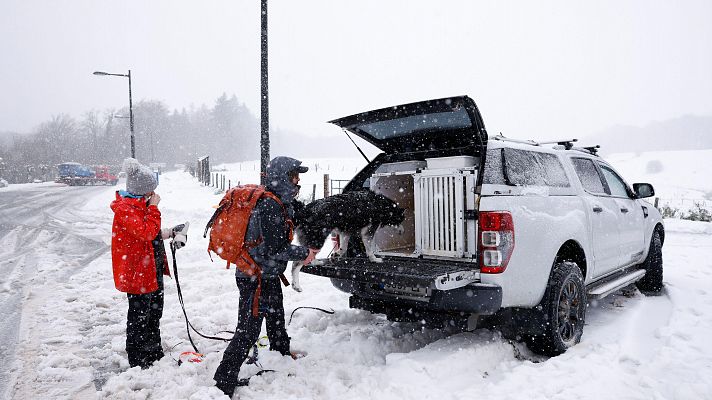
[170,244,289,370]
[288,306,335,326]
[170,242,232,364]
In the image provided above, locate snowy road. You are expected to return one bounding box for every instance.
[2,171,712,400]
[0,183,110,400]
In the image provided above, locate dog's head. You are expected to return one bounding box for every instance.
[375,193,406,227]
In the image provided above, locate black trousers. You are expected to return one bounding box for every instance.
[125,256,165,368]
[214,275,291,391]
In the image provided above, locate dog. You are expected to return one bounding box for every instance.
[290,190,406,292]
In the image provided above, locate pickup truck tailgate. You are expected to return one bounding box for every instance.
[302,257,478,290]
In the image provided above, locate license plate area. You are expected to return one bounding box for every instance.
[367,283,432,302]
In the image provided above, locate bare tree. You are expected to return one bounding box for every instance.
[81,110,103,163]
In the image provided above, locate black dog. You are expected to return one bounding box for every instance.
[290,190,406,292]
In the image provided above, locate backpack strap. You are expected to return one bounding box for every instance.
[203,194,231,238]
[252,271,262,317]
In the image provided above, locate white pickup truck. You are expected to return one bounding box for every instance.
[303,96,664,356]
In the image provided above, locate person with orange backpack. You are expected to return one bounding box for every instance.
[213,156,318,396]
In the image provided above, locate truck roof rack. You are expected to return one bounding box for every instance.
[538,139,578,150]
[492,134,579,150]
[492,134,601,155]
[492,134,539,146]
[572,145,601,156]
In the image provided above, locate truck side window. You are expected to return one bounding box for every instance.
[599,165,630,198]
[572,158,606,194]
[502,148,570,187]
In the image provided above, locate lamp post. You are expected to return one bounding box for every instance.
[93,70,135,159]
[260,0,269,185]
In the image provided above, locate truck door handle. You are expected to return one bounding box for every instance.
[592,206,603,213]
[620,208,629,213]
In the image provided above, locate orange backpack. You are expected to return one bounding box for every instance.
[203,184,293,316]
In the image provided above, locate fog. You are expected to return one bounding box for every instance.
[1,0,711,164]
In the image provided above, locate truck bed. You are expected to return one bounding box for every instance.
[302,256,479,290]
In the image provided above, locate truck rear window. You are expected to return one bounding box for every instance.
[359,109,471,140]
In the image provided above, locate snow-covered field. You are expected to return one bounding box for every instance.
[2,153,712,400]
[607,149,712,212]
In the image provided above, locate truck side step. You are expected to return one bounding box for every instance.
[587,269,646,299]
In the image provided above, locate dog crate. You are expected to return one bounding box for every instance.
[370,168,419,257]
[370,157,478,260]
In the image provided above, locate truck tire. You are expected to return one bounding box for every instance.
[526,261,586,356]
[635,230,663,293]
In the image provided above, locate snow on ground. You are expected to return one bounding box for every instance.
[606,149,712,212]
[3,154,712,400]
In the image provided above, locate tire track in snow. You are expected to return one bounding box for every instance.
[618,288,673,363]
[0,185,110,400]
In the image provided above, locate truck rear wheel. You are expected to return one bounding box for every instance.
[635,230,663,293]
[526,261,586,356]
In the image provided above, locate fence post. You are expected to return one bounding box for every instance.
[229,179,231,190]
[311,183,316,202]
[654,197,660,210]
[323,174,330,197]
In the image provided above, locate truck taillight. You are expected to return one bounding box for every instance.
[479,211,515,274]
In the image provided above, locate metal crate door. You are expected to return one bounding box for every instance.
[415,171,466,257]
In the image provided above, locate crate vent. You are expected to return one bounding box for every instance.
[417,174,464,257]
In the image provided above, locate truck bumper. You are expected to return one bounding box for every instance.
[336,278,502,315]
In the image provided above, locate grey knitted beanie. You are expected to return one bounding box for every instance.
[123,158,157,196]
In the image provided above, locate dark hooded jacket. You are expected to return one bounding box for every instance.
[237,157,310,277]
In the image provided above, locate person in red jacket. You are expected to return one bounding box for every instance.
[111,158,185,369]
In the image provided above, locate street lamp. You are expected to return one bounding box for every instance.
[93,70,135,158]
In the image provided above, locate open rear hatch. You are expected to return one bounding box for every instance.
[329,95,488,154]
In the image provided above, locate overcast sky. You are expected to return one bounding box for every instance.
[1,0,711,142]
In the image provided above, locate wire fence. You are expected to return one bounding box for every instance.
[655,198,711,209]
[200,171,334,203]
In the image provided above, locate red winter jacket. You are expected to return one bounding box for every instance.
[110,192,169,294]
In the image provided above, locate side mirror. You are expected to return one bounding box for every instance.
[633,183,655,198]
